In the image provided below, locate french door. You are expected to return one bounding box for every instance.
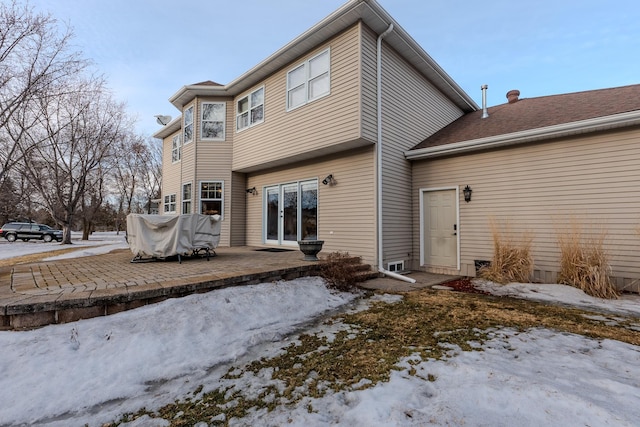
[265,180,317,246]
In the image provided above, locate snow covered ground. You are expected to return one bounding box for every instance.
[0,230,129,261]
[0,233,639,426]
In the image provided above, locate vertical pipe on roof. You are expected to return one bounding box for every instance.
[481,84,489,119]
[376,23,416,284]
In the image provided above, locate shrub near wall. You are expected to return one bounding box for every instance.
[556,218,618,299]
[478,219,534,284]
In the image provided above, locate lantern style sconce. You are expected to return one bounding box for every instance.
[322,174,336,186]
[463,185,472,203]
[246,187,258,196]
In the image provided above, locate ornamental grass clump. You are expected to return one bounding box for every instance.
[556,219,617,299]
[478,219,534,284]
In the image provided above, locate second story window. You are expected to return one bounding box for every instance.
[236,87,264,131]
[171,134,181,163]
[183,105,194,144]
[201,102,225,140]
[287,49,330,110]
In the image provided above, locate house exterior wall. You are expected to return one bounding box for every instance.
[360,25,464,269]
[159,97,236,247]
[412,127,640,292]
[161,129,184,214]
[245,146,377,265]
[232,24,366,173]
[230,171,247,246]
[193,97,234,246]
[158,20,471,268]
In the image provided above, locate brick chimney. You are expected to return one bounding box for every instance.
[506,90,520,103]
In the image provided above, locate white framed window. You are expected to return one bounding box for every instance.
[183,105,194,144]
[171,134,181,163]
[163,194,176,213]
[182,182,192,214]
[387,261,405,273]
[200,181,223,217]
[236,87,264,131]
[287,49,330,110]
[201,102,225,140]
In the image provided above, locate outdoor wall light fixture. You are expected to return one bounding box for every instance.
[246,187,258,195]
[322,174,336,186]
[463,185,472,203]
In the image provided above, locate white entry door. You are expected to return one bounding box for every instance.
[422,189,458,268]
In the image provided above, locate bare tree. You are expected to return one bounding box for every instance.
[0,0,86,188]
[140,138,163,213]
[79,163,108,239]
[20,76,129,243]
[111,133,149,232]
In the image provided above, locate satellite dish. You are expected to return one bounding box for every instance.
[155,115,171,126]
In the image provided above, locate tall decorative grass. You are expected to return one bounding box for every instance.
[478,219,534,284]
[556,218,618,299]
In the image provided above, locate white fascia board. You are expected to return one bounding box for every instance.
[405,110,640,160]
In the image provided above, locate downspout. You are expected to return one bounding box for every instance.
[376,23,416,284]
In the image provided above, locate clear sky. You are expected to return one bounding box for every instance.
[28,0,640,138]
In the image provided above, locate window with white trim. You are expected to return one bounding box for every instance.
[171,134,181,163]
[201,102,225,140]
[387,261,405,273]
[200,181,223,216]
[183,105,193,144]
[163,194,176,213]
[182,182,192,214]
[287,49,330,110]
[236,87,264,131]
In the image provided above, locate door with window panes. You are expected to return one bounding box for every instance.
[265,180,317,246]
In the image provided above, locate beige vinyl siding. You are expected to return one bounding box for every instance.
[161,130,184,212]
[412,127,640,290]
[360,25,464,267]
[233,25,364,172]
[245,147,377,265]
[229,171,247,246]
[193,97,234,246]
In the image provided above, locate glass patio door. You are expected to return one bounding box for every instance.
[264,180,317,245]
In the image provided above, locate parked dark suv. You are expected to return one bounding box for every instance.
[0,222,63,242]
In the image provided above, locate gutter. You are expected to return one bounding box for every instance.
[376,23,416,284]
[405,110,640,161]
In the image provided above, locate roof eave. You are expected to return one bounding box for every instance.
[168,0,478,112]
[405,110,640,160]
[169,85,228,110]
[152,115,182,139]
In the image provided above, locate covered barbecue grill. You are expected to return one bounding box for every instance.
[126,214,221,262]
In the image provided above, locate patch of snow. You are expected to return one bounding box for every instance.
[0,235,638,426]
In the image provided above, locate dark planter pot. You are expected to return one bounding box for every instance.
[297,240,324,261]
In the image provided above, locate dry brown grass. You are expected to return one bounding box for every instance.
[556,218,617,299]
[478,219,534,284]
[131,288,640,426]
